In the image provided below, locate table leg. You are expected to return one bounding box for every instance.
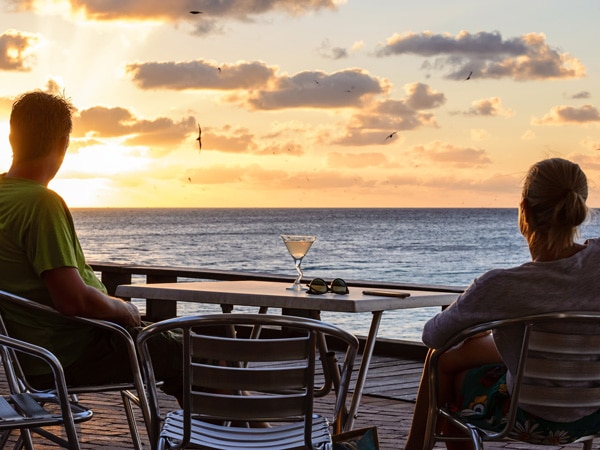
[249,306,269,339]
[345,310,383,431]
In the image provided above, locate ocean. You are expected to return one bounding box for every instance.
[71,208,600,341]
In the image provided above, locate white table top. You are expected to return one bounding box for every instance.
[116,280,458,313]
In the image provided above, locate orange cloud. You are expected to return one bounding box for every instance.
[73,106,196,148]
[377,30,585,81]
[533,105,600,125]
[126,60,277,90]
[410,141,492,168]
[463,97,513,117]
[243,68,388,110]
[0,29,39,71]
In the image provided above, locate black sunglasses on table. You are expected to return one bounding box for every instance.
[306,278,349,295]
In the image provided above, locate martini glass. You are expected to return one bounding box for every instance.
[281,235,317,291]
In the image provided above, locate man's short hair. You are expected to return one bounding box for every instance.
[10,90,75,161]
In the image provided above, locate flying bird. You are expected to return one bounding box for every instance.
[466,71,473,80]
[189,10,203,14]
[196,123,202,151]
[384,131,397,142]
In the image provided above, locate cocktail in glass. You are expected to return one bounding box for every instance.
[280,235,317,291]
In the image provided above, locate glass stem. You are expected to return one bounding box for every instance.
[293,258,303,289]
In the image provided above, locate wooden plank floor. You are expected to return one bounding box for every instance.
[3,354,600,449]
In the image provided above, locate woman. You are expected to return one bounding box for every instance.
[404,158,600,449]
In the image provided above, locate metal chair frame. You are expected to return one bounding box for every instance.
[136,313,359,450]
[0,333,93,449]
[423,311,600,450]
[0,289,151,450]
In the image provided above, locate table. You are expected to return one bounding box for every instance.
[116,280,459,429]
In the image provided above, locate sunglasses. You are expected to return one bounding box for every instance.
[306,278,349,295]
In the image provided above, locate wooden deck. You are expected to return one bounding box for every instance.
[3,354,599,449]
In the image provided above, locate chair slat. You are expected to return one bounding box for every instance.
[191,391,307,421]
[520,385,600,408]
[10,393,54,419]
[0,397,23,421]
[191,334,310,362]
[529,330,600,354]
[525,358,600,381]
[191,364,308,391]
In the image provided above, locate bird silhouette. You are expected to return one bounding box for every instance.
[189,10,203,15]
[384,131,397,141]
[466,71,473,80]
[196,123,202,151]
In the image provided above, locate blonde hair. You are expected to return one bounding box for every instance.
[519,158,588,258]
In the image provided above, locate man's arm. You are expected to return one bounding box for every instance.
[42,267,141,327]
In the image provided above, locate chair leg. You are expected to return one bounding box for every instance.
[121,390,143,450]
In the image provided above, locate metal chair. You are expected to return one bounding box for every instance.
[0,333,93,449]
[0,289,151,450]
[423,311,600,449]
[136,313,359,450]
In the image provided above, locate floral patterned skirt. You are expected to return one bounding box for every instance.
[454,364,600,445]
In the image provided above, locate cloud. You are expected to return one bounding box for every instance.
[0,29,39,71]
[126,60,277,90]
[533,104,600,125]
[463,97,513,117]
[571,91,591,100]
[318,38,349,60]
[201,125,258,154]
[376,30,585,81]
[24,0,342,27]
[72,106,196,148]
[243,68,388,110]
[127,60,388,110]
[404,82,446,109]
[410,140,492,168]
[333,83,444,145]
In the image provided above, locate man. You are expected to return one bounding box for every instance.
[0,90,182,401]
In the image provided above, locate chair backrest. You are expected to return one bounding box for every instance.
[517,320,600,413]
[136,313,359,449]
[425,311,600,448]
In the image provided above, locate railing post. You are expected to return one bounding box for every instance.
[101,271,132,297]
[145,275,178,322]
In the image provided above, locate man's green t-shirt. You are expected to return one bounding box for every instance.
[0,175,101,375]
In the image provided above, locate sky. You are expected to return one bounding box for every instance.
[0,0,599,208]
